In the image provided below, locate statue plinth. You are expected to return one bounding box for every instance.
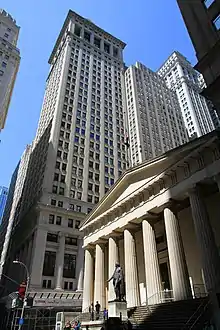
[108,300,127,320]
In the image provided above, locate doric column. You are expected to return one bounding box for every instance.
[55,233,65,290]
[142,220,162,304]
[164,208,192,301]
[94,244,106,309]
[188,185,220,292]
[82,248,94,312]
[124,229,140,308]
[108,237,119,301]
[75,238,84,291]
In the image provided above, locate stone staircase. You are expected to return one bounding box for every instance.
[129,298,210,329]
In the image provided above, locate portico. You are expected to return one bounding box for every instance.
[80,131,220,312]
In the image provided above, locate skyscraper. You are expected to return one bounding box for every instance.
[0,10,128,308]
[0,186,8,223]
[158,51,216,139]
[0,9,20,131]
[177,0,220,116]
[125,62,188,166]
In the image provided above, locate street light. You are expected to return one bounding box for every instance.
[13,260,30,330]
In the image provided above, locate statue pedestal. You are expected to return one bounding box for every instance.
[108,301,127,320]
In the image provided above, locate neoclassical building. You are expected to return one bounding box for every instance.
[80,130,220,312]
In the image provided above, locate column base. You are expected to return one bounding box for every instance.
[108,300,128,320]
[55,287,63,291]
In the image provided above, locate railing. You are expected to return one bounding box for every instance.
[181,298,211,330]
[147,290,174,305]
[193,284,208,299]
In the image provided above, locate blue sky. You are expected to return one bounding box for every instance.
[0,0,195,187]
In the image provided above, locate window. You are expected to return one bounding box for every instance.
[2,62,7,68]
[68,218,74,228]
[84,30,91,42]
[54,173,59,181]
[59,187,64,195]
[63,254,76,278]
[75,220,80,229]
[52,185,58,193]
[75,24,81,37]
[87,195,93,203]
[0,70,3,76]
[42,279,51,289]
[56,216,62,225]
[58,201,63,207]
[204,0,214,8]
[65,237,78,246]
[77,192,82,200]
[49,214,55,224]
[213,15,220,30]
[69,203,74,210]
[76,205,81,212]
[47,233,58,243]
[43,251,56,276]
[51,199,56,206]
[94,196,99,204]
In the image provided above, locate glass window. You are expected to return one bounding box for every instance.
[204,0,214,8]
[51,199,56,206]
[75,220,80,229]
[49,214,55,224]
[213,15,220,30]
[63,254,76,278]
[58,201,63,207]
[68,218,74,228]
[65,237,78,246]
[43,251,56,276]
[76,205,81,212]
[47,233,58,243]
[56,216,62,225]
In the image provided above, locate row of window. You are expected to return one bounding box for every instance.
[48,214,80,228]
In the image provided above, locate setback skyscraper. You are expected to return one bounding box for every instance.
[0,9,20,131]
[158,51,216,139]
[125,62,188,166]
[0,10,128,316]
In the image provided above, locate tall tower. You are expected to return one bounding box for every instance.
[125,62,188,166]
[0,186,8,223]
[1,10,128,301]
[158,51,215,139]
[0,9,20,131]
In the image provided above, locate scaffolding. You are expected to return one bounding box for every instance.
[3,307,81,330]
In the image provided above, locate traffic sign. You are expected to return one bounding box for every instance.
[19,318,24,325]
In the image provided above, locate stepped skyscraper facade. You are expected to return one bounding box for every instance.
[0,10,128,309]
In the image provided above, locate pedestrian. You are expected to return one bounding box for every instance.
[64,320,71,330]
[103,308,108,320]
[89,302,94,321]
[95,301,101,320]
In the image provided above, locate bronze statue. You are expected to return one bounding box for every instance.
[108,263,125,301]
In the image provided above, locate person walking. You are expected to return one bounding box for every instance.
[89,302,94,321]
[95,301,101,320]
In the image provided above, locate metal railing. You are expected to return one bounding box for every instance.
[147,290,174,305]
[181,298,210,330]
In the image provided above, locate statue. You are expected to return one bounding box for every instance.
[108,263,125,301]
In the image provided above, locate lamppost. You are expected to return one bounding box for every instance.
[13,260,30,330]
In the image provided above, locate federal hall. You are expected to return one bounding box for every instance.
[80,131,220,312]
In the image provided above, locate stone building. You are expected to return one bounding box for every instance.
[80,130,220,314]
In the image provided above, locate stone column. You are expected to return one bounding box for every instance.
[75,238,84,291]
[108,237,119,301]
[164,208,192,301]
[94,244,106,309]
[188,186,220,292]
[142,220,162,304]
[124,229,140,308]
[82,248,94,312]
[55,233,65,290]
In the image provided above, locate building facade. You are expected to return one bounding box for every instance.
[80,130,220,325]
[177,0,220,116]
[0,186,8,224]
[125,62,188,167]
[158,51,216,139]
[0,145,31,288]
[0,9,20,131]
[0,10,128,307]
